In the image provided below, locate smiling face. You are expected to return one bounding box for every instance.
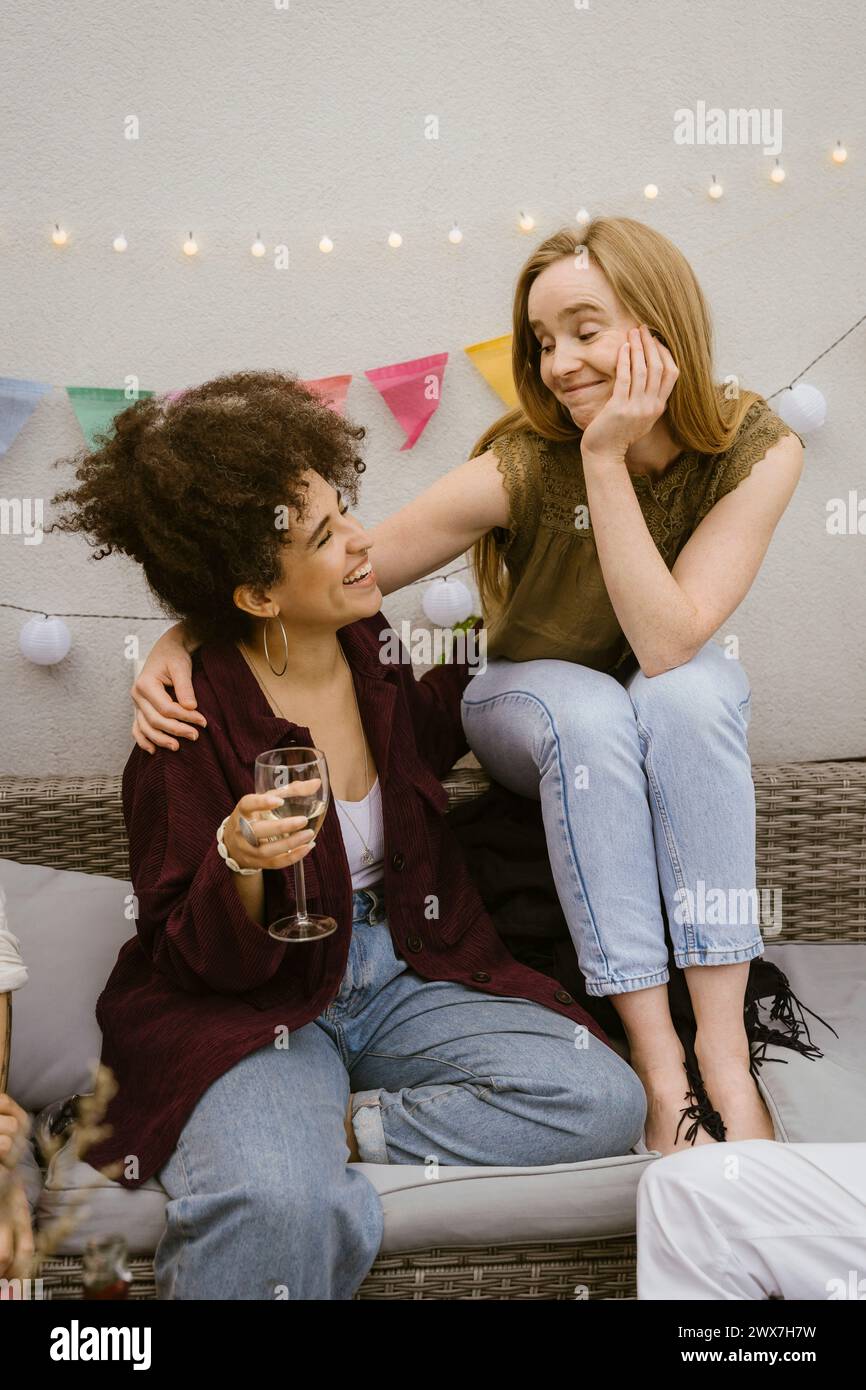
[234,468,381,634]
[527,255,642,428]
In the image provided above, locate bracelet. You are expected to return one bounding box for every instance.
[216,816,260,874]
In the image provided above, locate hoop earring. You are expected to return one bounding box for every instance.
[263,615,289,676]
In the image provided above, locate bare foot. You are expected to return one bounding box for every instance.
[695,1047,776,1143]
[631,1057,719,1155]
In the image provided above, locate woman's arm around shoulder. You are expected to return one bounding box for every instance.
[130,621,207,753]
[367,447,512,596]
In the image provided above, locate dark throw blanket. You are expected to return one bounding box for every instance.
[446,778,836,1142]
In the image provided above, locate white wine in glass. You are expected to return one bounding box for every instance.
[254,746,337,942]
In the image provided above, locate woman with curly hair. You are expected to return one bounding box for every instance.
[131,217,809,1159]
[48,371,647,1300]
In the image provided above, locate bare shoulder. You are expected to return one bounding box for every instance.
[744,428,804,494]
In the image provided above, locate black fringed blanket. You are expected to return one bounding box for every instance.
[446,778,836,1142]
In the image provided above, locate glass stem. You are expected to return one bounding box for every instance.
[293,856,309,923]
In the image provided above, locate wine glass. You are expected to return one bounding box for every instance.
[254,746,337,942]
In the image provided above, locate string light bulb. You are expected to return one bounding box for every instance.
[708,176,724,199]
[112,233,128,253]
[387,230,402,248]
[644,183,659,199]
[832,141,848,165]
[51,224,68,246]
[575,207,591,227]
[182,232,199,256]
[250,232,266,257]
[448,222,463,244]
[319,235,334,254]
[518,210,535,232]
[770,160,786,184]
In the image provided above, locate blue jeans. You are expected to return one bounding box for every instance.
[460,640,764,997]
[154,885,647,1299]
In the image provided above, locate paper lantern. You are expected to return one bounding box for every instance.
[421,578,475,627]
[19,615,72,665]
[777,383,827,435]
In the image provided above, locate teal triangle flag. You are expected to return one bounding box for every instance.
[66,386,154,451]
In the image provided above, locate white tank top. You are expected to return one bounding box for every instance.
[333,777,385,889]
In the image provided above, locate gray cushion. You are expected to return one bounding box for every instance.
[36,1139,659,1256]
[754,944,866,1143]
[1,859,132,1112]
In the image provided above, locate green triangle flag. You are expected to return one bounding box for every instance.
[66,386,154,451]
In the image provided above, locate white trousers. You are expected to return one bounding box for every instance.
[637,1139,866,1300]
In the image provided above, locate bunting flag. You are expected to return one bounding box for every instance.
[66,386,155,451]
[302,373,352,415]
[0,377,52,458]
[464,332,517,407]
[364,352,448,450]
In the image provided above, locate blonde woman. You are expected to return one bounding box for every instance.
[130,217,806,1156]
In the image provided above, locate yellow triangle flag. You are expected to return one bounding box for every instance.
[464,333,517,407]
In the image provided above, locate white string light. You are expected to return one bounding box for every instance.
[39,148,850,264]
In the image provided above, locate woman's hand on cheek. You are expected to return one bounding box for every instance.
[578,325,679,463]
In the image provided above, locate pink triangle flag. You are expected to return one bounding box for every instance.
[364,353,448,450]
[302,374,352,415]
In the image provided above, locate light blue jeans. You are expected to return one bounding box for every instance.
[154,884,647,1300]
[459,640,764,997]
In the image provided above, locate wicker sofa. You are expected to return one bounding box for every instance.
[1,757,865,1300]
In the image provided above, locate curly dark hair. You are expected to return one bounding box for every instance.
[47,369,367,646]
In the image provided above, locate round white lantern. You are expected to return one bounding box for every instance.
[19,615,72,665]
[777,383,827,435]
[421,578,475,628]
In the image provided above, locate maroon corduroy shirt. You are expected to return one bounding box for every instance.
[84,611,613,1188]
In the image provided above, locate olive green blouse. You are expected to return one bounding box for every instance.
[482,395,804,675]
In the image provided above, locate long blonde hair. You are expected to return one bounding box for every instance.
[470,216,761,623]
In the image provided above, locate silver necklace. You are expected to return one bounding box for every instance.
[241,640,377,866]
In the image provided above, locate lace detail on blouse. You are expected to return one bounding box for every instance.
[488,428,544,571]
[497,397,803,557]
[699,399,803,513]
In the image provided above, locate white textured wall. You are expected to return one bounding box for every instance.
[1,0,864,776]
